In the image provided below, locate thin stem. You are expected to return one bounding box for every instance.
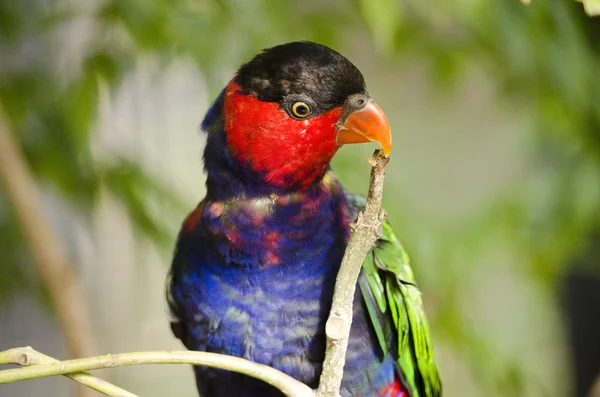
[316,150,389,397]
[0,348,314,397]
[0,347,136,397]
[0,106,98,397]
[0,107,97,360]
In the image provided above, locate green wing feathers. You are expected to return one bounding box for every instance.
[359,220,442,397]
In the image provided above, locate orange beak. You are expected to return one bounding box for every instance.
[335,100,392,157]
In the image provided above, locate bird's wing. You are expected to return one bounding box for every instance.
[348,194,442,397]
[166,248,188,345]
[165,201,207,348]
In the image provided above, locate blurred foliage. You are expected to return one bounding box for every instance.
[1,0,599,396]
[575,0,600,16]
[391,0,600,282]
[363,1,600,395]
[0,0,190,298]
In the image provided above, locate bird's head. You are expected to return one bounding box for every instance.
[203,41,391,196]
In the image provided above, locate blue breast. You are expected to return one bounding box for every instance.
[169,176,397,396]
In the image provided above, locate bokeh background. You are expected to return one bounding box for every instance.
[1,1,599,396]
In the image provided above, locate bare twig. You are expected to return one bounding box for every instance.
[316,150,389,397]
[0,107,97,397]
[0,107,97,360]
[0,347,314,397]
[0,347,136,397]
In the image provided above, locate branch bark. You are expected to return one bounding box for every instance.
[316,150,389,397]
[0,106,97,397]
[0,347,314,397]
[0,347,136,397]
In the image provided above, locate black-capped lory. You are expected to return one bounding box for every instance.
[166,41,441,397]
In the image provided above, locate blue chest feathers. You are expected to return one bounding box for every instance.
[170,174,353,390]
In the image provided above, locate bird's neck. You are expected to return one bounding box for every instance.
[204,122,338,200]
[198,170,352,271]
[201,86,338,200]
[197,92,351,270]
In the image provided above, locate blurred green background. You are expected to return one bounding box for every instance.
[1,0,599,396]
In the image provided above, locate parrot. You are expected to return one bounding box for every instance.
[166,41,441,397]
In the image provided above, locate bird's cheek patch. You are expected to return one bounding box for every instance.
[223,81,290,164]
[222,80,343,188]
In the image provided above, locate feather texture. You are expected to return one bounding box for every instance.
[356,196,442,397]
[168,185,441,397]
[166,41,440,397]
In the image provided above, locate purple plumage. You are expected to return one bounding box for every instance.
[168,171,401,396]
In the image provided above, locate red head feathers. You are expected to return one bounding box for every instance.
[205,41,391,194]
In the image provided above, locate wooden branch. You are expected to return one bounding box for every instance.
[0,347,314,397]
[316,150,389,397]
[0,107,97,397]
[0,107,97,360]
[0,347,136,397]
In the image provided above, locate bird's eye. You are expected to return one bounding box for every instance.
[291,102,311,118]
